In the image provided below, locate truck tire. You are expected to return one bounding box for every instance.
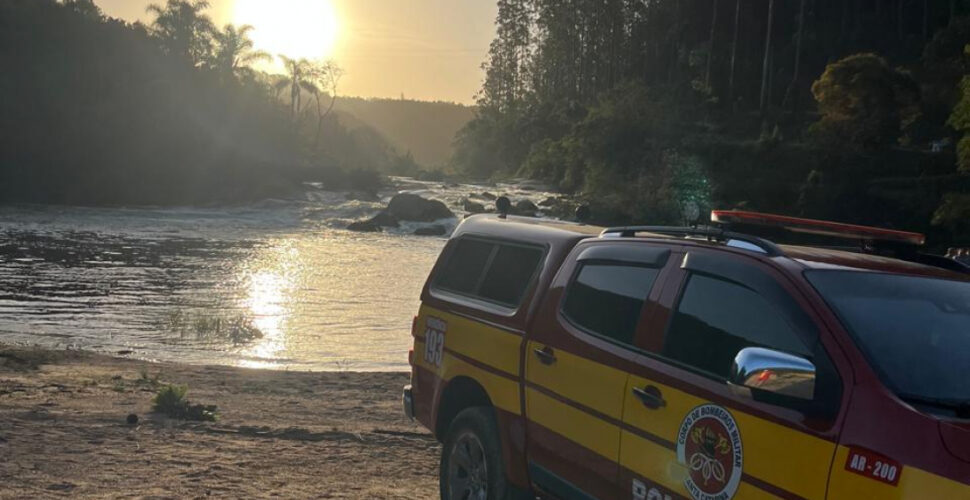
[439,407,532,500]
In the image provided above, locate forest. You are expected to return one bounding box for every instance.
[455,0,970,246]
[0,0,459,205]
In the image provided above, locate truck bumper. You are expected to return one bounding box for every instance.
[402,384,415,420]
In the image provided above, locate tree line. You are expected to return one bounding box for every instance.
[0,0,406,205]
[455,0,970,246]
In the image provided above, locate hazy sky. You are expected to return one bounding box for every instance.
[94,0,497,104]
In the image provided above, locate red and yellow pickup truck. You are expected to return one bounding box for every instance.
[403,211,970,500]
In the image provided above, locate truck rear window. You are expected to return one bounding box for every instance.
[433,237,544,309]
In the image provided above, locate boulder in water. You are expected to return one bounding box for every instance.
[347,211,399,232]
[462,198,487,214]
[347,219,382,232]
[386,193,454,222]
[538,197,557,207]
[480,192,497,201]
[513,199,539,216]
[414,225,448,236]
[369,211,400,227]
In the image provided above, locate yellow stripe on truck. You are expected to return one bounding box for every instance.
[526,341,628,421]
[624,374,835,500]
[414,305,524,416]
[419,305,522,376]
[442,350,521,415]
[526,387,621,460]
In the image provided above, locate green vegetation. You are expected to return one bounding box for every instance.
[0,0,422,205]
[165,310,264,345]
[456,0,970,245]
[152,384,218,421]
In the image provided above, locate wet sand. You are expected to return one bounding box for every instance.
[0,346,438,499]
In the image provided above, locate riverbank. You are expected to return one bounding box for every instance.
[0,346,437,499]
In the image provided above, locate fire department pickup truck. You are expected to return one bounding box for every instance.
[403,210,970,500]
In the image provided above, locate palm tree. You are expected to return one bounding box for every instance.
[276,56,316,120]
[146,0,215,67]
[276,57,344,143]
[211,24,271,81]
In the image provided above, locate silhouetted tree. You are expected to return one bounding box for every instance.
[146,0,215,67]
[310,61,345,147]
[211,24,270,82]
[277,56,316,120]
[0,0,398,205]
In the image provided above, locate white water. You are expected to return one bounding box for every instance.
[0,178,557,371]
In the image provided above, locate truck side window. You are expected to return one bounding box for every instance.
[663,274,811,378]
[433,238,545,309]
[562,264,659,346]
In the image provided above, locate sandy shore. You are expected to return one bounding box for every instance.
[0,346,438,499]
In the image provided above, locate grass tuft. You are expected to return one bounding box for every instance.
[152,384,218,422]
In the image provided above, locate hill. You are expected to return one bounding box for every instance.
[333,97,475,168]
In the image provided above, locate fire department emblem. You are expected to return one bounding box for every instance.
[676,404,743,500]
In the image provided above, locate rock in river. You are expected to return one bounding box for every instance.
[513,199,539,216]
[347,194,452,232]
[414,225,448,236]
[386,193,454,222]
[462,198,487,214]
[347,219,382,232]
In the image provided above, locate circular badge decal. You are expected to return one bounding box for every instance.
[676,404,743,500]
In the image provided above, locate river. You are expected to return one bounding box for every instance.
[0,178,557,371]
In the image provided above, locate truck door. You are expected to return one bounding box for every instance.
[618,248,849,500]
[524,241,673,499]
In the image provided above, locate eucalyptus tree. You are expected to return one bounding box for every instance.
[146,0,215,67]
[760,0,776,112]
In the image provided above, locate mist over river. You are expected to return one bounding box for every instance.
[0,178,556,371]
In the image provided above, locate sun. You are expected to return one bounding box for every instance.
[233,0,340,71]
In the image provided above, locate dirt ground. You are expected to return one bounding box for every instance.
[0,346,439,499]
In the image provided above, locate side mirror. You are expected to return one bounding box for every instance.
[729,347,815,401]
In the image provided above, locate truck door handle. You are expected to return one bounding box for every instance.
[533,347,557,365]
[632,385,666,409]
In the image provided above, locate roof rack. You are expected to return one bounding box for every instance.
[600,225,784,257]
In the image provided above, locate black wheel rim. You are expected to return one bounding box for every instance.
[447,431,488,500]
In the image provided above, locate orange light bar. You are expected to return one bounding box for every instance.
[711,210,926,246]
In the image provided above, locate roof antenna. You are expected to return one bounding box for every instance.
[683,201,701,229]
[496,196,511,219]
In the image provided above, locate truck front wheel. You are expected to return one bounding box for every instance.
[440,407,528,500]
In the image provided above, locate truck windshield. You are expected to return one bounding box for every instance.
[807,270,970,405]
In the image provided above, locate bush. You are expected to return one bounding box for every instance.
[152,384,218,421]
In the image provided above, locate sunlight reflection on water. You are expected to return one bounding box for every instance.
[222,231,445,370]
[0,179,558,371]
[0,222,444,371]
